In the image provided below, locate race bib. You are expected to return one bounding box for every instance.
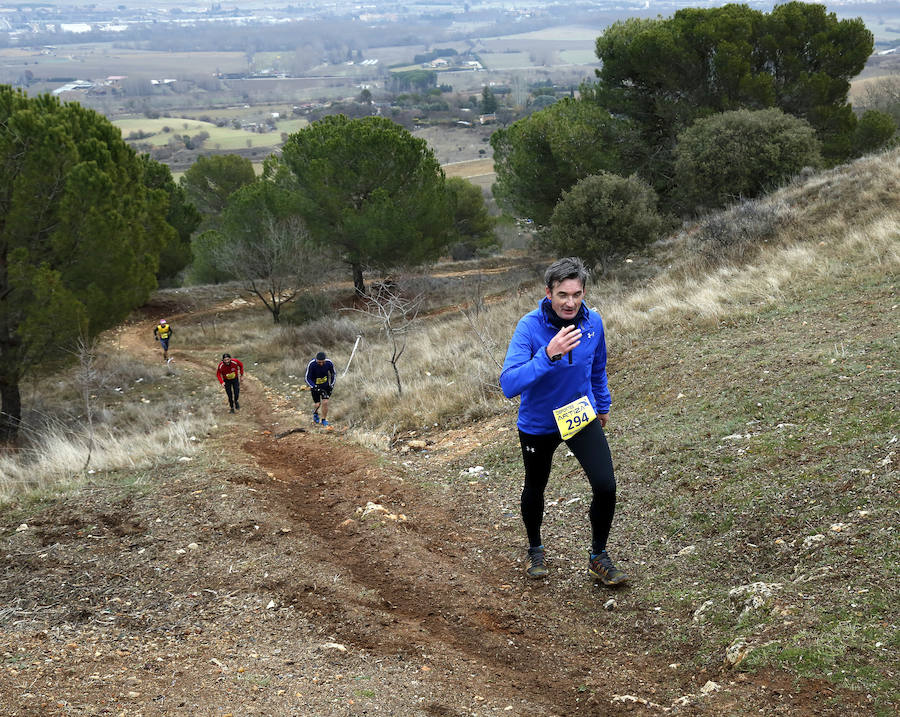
[225,372,236,380]
[552,395,596,440]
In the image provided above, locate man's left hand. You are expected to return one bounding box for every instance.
[598,413,609,428]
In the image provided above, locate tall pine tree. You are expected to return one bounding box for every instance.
[0,87,168,441]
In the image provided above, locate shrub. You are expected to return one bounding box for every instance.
[548,172,665,274]
[853,110,897,156]
[281,293,333,326]
[674,108,822,214]
[689,197,795,269]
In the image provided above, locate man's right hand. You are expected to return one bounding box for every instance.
[546,325,582,359]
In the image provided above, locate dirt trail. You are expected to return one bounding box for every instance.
[116,307,682,715]
[0,302,863,715]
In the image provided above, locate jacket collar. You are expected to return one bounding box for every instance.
[540,297,590,329]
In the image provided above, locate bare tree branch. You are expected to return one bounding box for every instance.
[345,283,423,396]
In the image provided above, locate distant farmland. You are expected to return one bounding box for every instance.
[0,45,247,81]
[113,116,308,150]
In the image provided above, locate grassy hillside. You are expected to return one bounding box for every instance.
[179,146,900,709]
[0,149,897,711]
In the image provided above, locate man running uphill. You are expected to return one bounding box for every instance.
[500,257,628,586]
[153,319,172,361]
[217,353,244,413]
[306,351,335,428]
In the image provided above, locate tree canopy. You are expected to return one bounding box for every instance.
[490,98,633,225]
[141,155,201,282]
[0,87,167,441]
[481,87,498,114]
[180,153,257,228]
[593,2,873,170]
[203,181,333,323]
[445,177,498,260]
[272,115,452,294]
[493,3,879,225]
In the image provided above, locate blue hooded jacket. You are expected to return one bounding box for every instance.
[500,298,611,435]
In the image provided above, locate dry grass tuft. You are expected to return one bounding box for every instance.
[0,351,217,504]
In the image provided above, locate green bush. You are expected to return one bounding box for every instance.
[853,110,897,156]
[674,108,821,214]
[281,293,333,326]
[548,172,664,274]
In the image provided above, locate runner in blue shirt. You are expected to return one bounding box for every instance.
[500,257,627,585]
[306,351,335,428]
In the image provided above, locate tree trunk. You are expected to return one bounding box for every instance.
[0,376,22,444]
[391,360,403,396]
[352,263,366,296]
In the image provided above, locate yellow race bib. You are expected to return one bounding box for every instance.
[225,372,236,380]
[552,396,596,440]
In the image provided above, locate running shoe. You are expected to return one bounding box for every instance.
[321,419,329,428]
[312,411,320,424]
[235,401,240,410]
[589,550,629,586]
[229,407,235,414]
[526,546,549,579]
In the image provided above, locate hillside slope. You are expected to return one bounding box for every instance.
[0,151,897,715]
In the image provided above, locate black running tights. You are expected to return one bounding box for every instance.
[224,379,240,407]
[518,420,616,555]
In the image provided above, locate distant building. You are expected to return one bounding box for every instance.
[58,23,92,33]
[52,80,93,97]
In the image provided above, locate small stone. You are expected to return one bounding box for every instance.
[603,598,617,610]
[357,502,389,518]
[802,534,825,549]
[15,523,28,532]
[693,599,714,622]
[700,681,721,694]
[724,639,752,667]
[187,543,199,550]
[266,600,276,610]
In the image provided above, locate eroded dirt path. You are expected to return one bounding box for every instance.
[0,300,866,716]
[111,306,690,715]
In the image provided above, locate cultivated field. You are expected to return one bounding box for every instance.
[0,45,248,82]
[113,116,305,150]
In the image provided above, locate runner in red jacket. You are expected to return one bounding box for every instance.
[216,353,244,413]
